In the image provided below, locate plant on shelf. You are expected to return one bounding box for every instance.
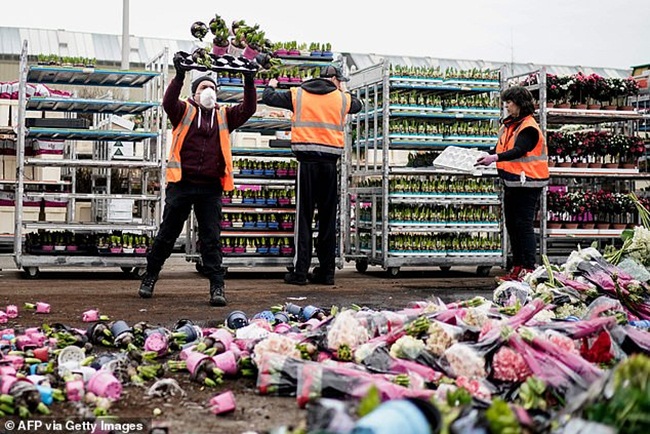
[209,14,230,54]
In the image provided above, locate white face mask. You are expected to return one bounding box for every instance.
[199,87,216,109]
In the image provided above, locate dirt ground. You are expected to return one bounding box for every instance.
[0,255,499,434]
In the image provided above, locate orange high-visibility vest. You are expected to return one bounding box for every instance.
[290,88,351,156]
[495,115,549,187]
[166,102,234,191]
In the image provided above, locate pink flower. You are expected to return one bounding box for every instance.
[545,331,579,355]
[492,346,532,382]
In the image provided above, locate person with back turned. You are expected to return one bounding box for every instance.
[262,65,362,285]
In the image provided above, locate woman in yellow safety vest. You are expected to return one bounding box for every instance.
[476,85,548,281]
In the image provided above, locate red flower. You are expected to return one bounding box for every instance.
[580,330,613,364]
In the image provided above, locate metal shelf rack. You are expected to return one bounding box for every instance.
[344,60,507,277]
[14,40,168,278]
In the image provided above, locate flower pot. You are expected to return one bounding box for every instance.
[602,105,617,110]
[222,246,234,254]
[269,246,280,255]
[280,222,294,230]
[555,103,571,109]
[212,44,229,56]
[82,309,99,322]
[587,104,601,110]
[210,328,234,348]
[290,77,302,83]
[221,221,232,229]
[321,51,333,58]
[618,105,635,111]
[264,169,275,177]
[230,77,243,85]
[42,245,54,252]
[276,169,288,177]
[572,162,588,168]
[135,247,148,255]
[255,222,267,229]
[242,45,260,60]
[571,104,588,110]
[65,379,85,401]
[245,246,256,253]
[6,305,18,318]
[288,49,301,56]
[110,247,122,254]
[546,102,555,108]
[254,198,266,205]
[66,245,78,252]
[228,43,245,58]
[611,223,627,230]
[266,198,278,206]
[110,320,131,340]
[217,77,231,85]
[310,50,322,57]
[144,331,169,357]
[88,371,122,400]
[557,162,573,168]
[212,351,238,375]
[36,302,50,314]
[619,163,636,169]
[580,222,596,229]
[122,248,134,254]
[221,197,232,204]
[562,222,579,229]
[274,323,292,334]
[588,162,603,168]
[209,390,236,415]
[604,163,620,168]
[174,320,201,343]
[280,246,294,256]
[274,49,288,56]
[54,245,66,251]
[548,160,556,167]
[226,310,249,329]
[595,222,611,229]
[254,78,265,86]
[185,352,211,379]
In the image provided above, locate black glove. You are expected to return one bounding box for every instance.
[242,68,257,82]
[173,52,187,78]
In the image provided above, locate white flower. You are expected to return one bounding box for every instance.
[327,309,370,351]
[532,309,556,323]
[443,343,487,378]
[389,335,425,360]
[425,321,461,356]
[252,333,301,365]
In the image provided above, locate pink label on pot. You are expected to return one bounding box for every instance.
[6,305,18,318]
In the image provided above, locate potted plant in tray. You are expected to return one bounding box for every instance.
[134,236,148,255]
[209,15,230,56]
[122,234,134,255]
[229,28,247,58]
[109,235,122,254]
[321,43,333,58]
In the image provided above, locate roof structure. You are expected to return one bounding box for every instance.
[0,26,633,78]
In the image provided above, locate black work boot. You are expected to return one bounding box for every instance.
[209,281,227,306]
[138,272,159,299]
[284,272,307,286]
[308,267,335,285]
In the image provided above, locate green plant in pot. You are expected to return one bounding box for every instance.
[209,14,230,56]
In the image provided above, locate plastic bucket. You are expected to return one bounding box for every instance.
[144,332,169,356]
[185,352,210,379]
[210,328,234,348]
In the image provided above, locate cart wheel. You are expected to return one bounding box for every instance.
[120,267,134,274]
[132,267,146,278]
[386,267,400,277]
[476,266,492,277]
[355,259,369,273]
[23,267,40,279]
[439,266,452,272]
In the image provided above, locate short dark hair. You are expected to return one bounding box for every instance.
[501,85,535,117]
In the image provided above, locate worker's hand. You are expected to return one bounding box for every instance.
[242,68,257,81]
[475,154,498,166]
[267,78,278,89]
[173,52,188,75]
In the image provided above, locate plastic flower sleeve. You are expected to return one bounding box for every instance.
[442,343,488,379]
[255,353,302,396]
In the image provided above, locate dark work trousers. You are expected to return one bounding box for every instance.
[503,186,542,269]
[293,160,339,278]
[147,180,225,285]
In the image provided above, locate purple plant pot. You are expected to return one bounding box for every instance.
[144,332,169,357]
[65,379,85,401]
[110,247,122,254]
[0,365,17,376]
[0,312,6,324]
[0,375,18,394]
[209,390,236,415]
[212,44,228,56]
[66,245,78,252]
[42,245,54,252]
[242,45,260,61]
[5,305,18,318]
[274,49,288,56]
[185,352,211,380]
[15,335,35,351]
[135,247,148,255]
[212,351,238,376]
[273,323,292,334]
[210,328,234,348]
[82,309,99,322]
[36,302,50,314]
[87,371,122,400]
